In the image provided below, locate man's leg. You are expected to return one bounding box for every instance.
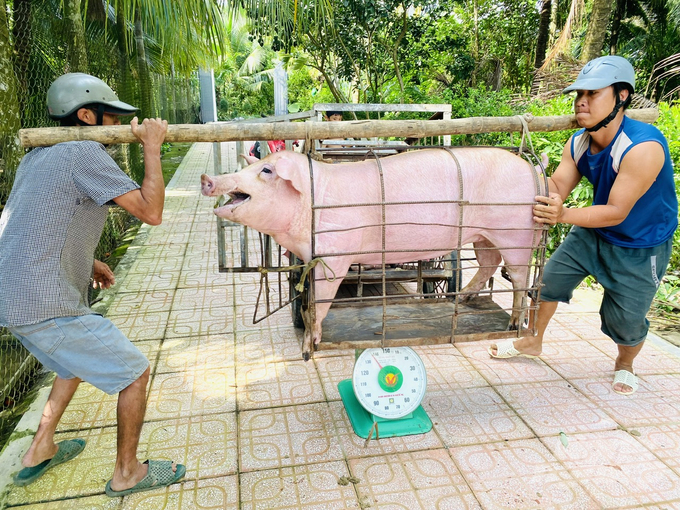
[107,366,150,491]
[21,376,81,468]
[106,366,181,492]
[489,300,558,356]
[613,342,645,394]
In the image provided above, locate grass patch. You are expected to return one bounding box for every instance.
[161,142,192,185]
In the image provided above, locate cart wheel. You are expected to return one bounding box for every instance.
[289,254,305,328]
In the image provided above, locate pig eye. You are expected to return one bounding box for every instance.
[261,167,272,174]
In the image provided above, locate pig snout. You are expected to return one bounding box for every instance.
[201,174,216,196]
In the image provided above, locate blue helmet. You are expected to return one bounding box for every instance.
[563,56,635,94]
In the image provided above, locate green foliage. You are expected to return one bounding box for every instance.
[654,102,680,271]
[445,85,524,146]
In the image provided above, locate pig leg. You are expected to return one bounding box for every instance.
[300,259,351,361]
[499,256,530,330]
[458,239,501,302]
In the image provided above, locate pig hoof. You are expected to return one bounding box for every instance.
[302,351,311,362]
[507,323,519,331]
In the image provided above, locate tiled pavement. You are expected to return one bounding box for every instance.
[3,143,680,509]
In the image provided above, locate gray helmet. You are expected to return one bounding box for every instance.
[563,56,635,94]
[47,72,137,119]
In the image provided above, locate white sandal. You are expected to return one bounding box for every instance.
[612,369,638,395]
[488,339,539,359]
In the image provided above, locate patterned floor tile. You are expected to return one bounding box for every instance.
[177,266,231,288]
[540,341,615,380]
[235,328,303,365]
[239,461,358,510]
[419,345,488,391]
[456,341,565,386]
[238,403,344,472]
[170,287,232,312]
[570,373,680,428]
[105,290,175,317]
[109,311,169,341]
[451,438,599,509]
[549,429,680,508]
[235,359,324,410]
[143,230,193,247]
[631,342,680,376]
[235,304,296,330]
[5,428,118,505]
[632,423,680,475]
[348,450,481,509]
[156,334,236,374]
[145,368,237,420]
[328,401,443,458]
[121,476,238,510]
[11,495,122,509]
[114,270,181,293]
[165,308,234,339]
[424,387,535,447]
[495,380,618,435]
[124,254,186,275]
[314,355,355,401]
[139,415,238,480]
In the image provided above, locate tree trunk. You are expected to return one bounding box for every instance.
[169,61,177,124]
[134,8,155,119]
[63,0,89,72]
[0,0,24,202]
[535,0,552,68]
[581,0,614,62]
[609,0,625,54]
[549,0,559,47]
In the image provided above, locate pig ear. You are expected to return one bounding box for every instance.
[239,154,260,166]
[274,154,307,194]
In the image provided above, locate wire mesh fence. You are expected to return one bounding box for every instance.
[0,0,200,450]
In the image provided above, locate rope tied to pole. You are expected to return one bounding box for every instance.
[514,113,537,158]
[267,257,337,293]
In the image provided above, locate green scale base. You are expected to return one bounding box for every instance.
[338,379,433,439]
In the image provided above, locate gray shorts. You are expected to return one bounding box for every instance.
[540,226,672,347]
[9,314,149,394]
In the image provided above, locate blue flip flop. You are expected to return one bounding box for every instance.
[13,438,87,487]
[105,459,186,497]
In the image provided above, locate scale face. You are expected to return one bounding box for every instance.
[352,347,427,420]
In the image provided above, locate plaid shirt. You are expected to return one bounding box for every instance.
[0,141,139,327]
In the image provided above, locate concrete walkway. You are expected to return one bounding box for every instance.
[3,143,680,509]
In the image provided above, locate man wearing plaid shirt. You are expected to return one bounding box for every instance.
[0,73,185,497]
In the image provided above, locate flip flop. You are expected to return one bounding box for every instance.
[13,438,87,487]
[105,459,186,497]
[488,339,539,359]
[613,369,639,395]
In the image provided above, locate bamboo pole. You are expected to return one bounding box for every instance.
[19,108,659,147]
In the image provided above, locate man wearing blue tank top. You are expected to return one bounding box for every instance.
[489,56,677,395]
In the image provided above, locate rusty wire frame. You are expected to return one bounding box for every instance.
[214,139,549,349]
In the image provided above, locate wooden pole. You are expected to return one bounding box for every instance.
[19,108,659,147]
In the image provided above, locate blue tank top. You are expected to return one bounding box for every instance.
[571,116,678,248]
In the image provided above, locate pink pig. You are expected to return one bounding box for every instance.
[201,148,547,360]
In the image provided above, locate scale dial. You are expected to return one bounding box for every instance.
[352,347,427,419]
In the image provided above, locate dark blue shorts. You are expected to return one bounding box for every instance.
[540,226,672,346]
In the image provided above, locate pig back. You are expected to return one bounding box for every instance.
[311,147,542,262]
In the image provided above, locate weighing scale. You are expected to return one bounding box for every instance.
[338,346,432,439]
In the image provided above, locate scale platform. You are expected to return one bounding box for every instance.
[338,379,432,439]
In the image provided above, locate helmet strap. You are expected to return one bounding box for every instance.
[585,98,625,133]
[96,104,106,126]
